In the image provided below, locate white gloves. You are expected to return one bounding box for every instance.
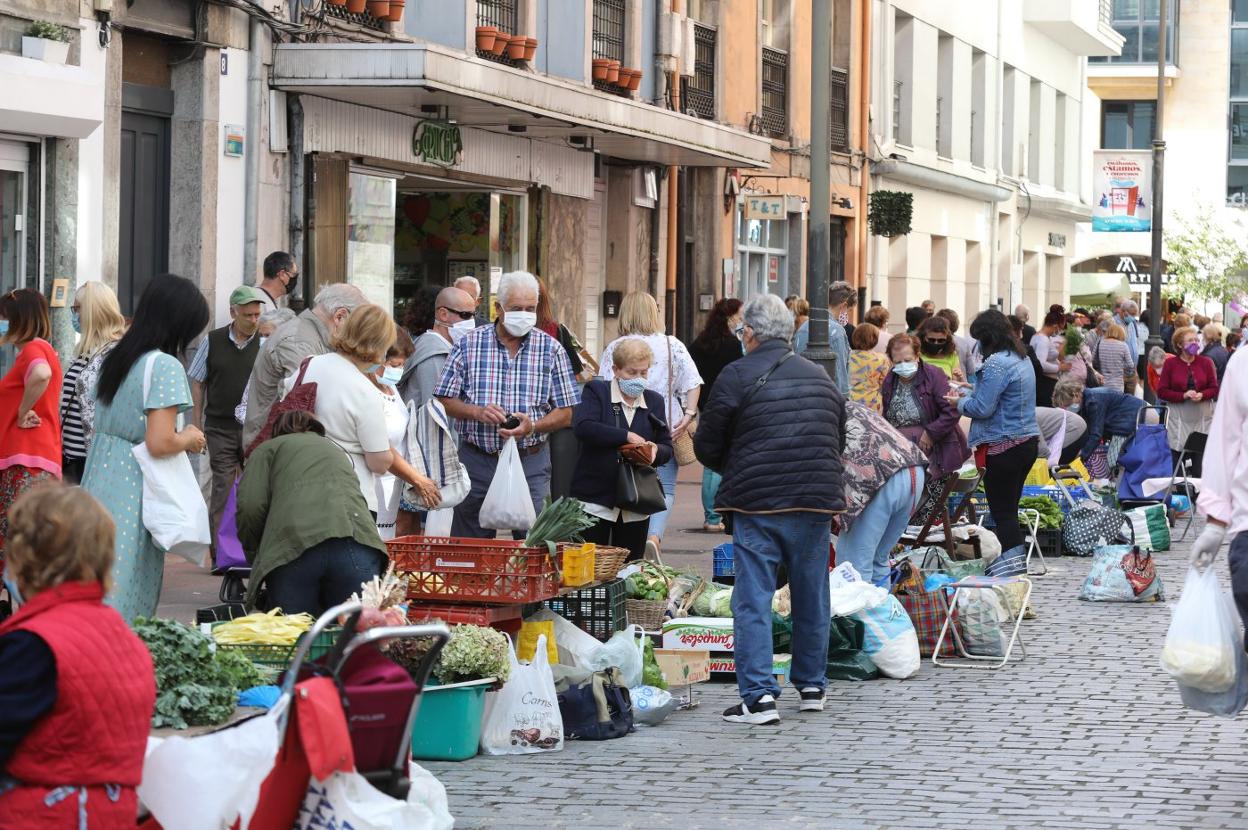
[1190,525,1228,571]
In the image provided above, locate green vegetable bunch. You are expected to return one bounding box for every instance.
[132,617,267,730]
[1018,496,1063,530]
[625,562,676,601]
[524,497,596,547]
[1062,324,1084,357]
[641,637,667,690]
[435,624,512,684]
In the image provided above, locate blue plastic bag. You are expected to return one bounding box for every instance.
[1077,545,1165,603]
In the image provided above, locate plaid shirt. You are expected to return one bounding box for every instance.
[433,323,579,454]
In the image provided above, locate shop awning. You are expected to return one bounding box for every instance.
[1070,273,1133,307]
[271,43,773,169]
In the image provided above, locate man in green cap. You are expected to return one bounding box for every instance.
[190,285,267,558]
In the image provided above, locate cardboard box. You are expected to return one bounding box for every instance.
[660,617,735,652]
[652,648,711,684]
[706,653,792,678]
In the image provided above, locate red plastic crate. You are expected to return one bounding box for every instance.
[387,535,560,604]
[406,602,523,626]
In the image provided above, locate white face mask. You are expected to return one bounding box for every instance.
[503,310,537,338]
[448,318,475,343]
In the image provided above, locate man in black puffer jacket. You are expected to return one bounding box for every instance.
[695,293,846,726]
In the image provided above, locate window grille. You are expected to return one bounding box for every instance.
[761,47,788,137]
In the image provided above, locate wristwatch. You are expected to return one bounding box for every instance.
[683,409,697,417]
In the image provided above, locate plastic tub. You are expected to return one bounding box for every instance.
[410,678,494,761]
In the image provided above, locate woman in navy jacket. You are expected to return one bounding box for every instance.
[571,339,672,561]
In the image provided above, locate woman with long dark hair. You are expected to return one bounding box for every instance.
[536,276,586,500]
[82,276,209,621]
[688,297,742,532]
[951,309,1039,577]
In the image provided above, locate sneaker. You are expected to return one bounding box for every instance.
[645,539,660,561]
[722,694,780,725]
[798,687,825,712]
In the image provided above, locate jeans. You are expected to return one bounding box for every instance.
[205,423,244,554]
[582,514,649,562]
[264,537,386,617]
[838,466,925,586]
[453,441,551,539]
[646,456,679,540]
[983,437,1038,550]
[1229,532,1248,636]
[701,468,723,526]
[729,511,832,705]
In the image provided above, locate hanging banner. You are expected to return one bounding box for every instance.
[1091,150,1151,232]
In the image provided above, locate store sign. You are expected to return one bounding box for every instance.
[412,119,463,168]
[744,194,784,220]
[767,255,780,284]
[1091,150,1151,232]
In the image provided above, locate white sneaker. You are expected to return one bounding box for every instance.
[722,694,780,725]
[798,687,825,712]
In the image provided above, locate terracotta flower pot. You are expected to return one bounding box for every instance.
[615,68,632,88]
[365,0,389,18]
[523,37,537,61]
[385,0,405,22]
[490,32,508,55]
[327,0,346,6]
[346,0,366,12]
[592,58,610,80]
[475,26,497,52]
[506,35,527,60]
[626,67,642,91]
[605,59,620,84]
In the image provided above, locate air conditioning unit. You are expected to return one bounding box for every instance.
[658,11,683,60]
[681,16,696,77]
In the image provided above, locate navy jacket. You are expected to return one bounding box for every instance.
[1079,387,1145,460]
[570,380,672,509]
[694,338,846,514]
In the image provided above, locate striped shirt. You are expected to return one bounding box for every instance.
[59,355,89,459]
[433,323,579,454]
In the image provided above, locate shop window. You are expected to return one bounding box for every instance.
[347,170,397,312]
[686,23,717,120]
[1090,0,1178,66]
[761,47,788,137]
[734,201,790,300]
[1101,100,1155,150]
[1232,12,1248,204]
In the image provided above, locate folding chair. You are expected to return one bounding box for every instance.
[932,575,1032,670]
[1167,431,1206,542]
[899,468,985,559]
[1019,508,1046,576]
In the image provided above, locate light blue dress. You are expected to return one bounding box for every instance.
[82,352,192,622]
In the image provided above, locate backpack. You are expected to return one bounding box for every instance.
[552,666,635,741]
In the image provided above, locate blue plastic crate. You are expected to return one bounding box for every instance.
[713,543,735,577]
[1020,484,1091,516]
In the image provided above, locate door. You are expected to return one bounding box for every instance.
[119,109,170,314]
[582,178,606,360]
[0,141,29,378]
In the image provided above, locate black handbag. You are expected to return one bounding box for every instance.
[613,404,667,515]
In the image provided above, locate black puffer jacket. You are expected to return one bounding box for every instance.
[694,338,846,514]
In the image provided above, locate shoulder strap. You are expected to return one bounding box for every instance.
[739,350,794,413]
[141,352,158,403]
[665,335,675,414]
[294,355,314,386]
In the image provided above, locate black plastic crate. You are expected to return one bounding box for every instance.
[544,578,627,640]
[195,602,246,625]
[1032,528,1063,558]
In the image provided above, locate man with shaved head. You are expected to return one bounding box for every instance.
[400,285,478,405]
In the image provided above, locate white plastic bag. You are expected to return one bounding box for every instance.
[1161,567,1239,693]
[851,595,921,679]
[629,685,677,726]
[525,607,602,668]
[132,352,211,566]
[955,588,1009,657]
[295,761,453,830]
[828,562,889,617]
[478,437,536,531]
[138,696,286,830]
[586,624,645,688]
[423,508,454,537]
[479,635,564,755]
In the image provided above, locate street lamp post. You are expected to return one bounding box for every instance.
[1144,0,1167,404]
[805,0,836,379]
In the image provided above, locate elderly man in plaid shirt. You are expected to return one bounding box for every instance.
[435,271,579,538]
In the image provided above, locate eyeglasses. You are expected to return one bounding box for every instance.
[440,307,476,320]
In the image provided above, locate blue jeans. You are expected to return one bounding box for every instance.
[701,468,723,526]
[264,537,386,617]
[646,456,679,539]
[837,466,925,586]
[729,511,832,704]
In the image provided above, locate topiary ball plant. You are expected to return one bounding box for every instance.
[868,190,914,238]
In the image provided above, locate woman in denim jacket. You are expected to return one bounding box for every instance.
[951,309,1040,576]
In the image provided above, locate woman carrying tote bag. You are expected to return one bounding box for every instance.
[572,339,673,561]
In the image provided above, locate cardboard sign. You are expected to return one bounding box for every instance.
[706,653,792,677]
[661,617,735,652]
[653,648,711,685]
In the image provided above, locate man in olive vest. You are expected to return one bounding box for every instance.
[190,285,267,556]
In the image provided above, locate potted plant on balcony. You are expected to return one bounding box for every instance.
[506,34,527,60]
[385,0,405,22]
[626,67,643,91]
[366,0,389,19]
[592,58,610,81]
[21,21,71,65]
[523,37,537,62]
[615,68,633,89]
[475,25,498,52]
[326,0,346,6]
[605,59,621,84]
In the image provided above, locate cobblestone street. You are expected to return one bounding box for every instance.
[422,533,1248,830]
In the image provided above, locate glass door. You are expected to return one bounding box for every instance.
[0,141,29,379]
[485,192,528,319]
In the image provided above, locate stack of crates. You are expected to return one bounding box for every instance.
[543,578,627,641]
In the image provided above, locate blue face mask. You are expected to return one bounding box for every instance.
[364,363,382,375]
[618,377,648,398]
[3,566,23,609]
[379,366,403,387]
[1068,403,1081,414]
[0,320,8,337]
[892,361,919,378]
[71,311,81,334]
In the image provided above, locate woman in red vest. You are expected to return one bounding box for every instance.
[0,288,62,556]
[0,483,155,828]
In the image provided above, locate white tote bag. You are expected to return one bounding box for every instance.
[130,352,211,567]
[478,437,536,531]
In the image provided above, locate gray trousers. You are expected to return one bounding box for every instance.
[452,441,551,539]
[205,423,243,555]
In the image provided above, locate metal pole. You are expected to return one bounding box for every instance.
[1145,0,1166,404]
[805,0,836,379]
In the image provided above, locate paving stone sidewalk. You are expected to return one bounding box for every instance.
[424,538,1248,830]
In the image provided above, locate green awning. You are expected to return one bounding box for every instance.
[1069,273,1132,308]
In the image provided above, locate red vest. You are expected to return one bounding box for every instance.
[0,582,155,788]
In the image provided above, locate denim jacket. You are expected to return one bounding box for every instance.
[957,351,1039,448]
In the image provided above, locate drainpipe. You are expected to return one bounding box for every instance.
[288,94,304,300]
[243,17,264,285]
[648,0,664,298]
[665,0,681,329]
[856,0,871,295]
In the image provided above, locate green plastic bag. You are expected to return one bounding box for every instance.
[772,611,793,654]
[825,617,880,681]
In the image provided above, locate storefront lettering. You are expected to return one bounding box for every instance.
[412,119,463,168]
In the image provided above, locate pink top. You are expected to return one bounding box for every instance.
[0,338,63,476]
[1199,349,1247,533]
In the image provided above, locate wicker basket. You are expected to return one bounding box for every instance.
[626,598,667,631]
[592,546,631,581]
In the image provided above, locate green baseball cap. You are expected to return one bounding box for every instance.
[230,285,268,307]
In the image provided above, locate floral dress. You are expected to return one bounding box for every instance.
[81,352,191,622]
[849,350,890,413]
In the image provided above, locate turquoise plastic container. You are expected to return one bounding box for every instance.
[410,679,492,761]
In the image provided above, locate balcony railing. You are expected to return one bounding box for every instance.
[685,23,716,119]
[323,2,387,31]
[830,68,849,152]
[592,0,625,63]
[761,47,788,137]
[477,0,517,34]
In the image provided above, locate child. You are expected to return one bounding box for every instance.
[0,484,156,828]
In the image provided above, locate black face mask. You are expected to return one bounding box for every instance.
[285,270,299,295]
[921,339,946,355]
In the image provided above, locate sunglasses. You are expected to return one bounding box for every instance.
[440,307,476,320]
